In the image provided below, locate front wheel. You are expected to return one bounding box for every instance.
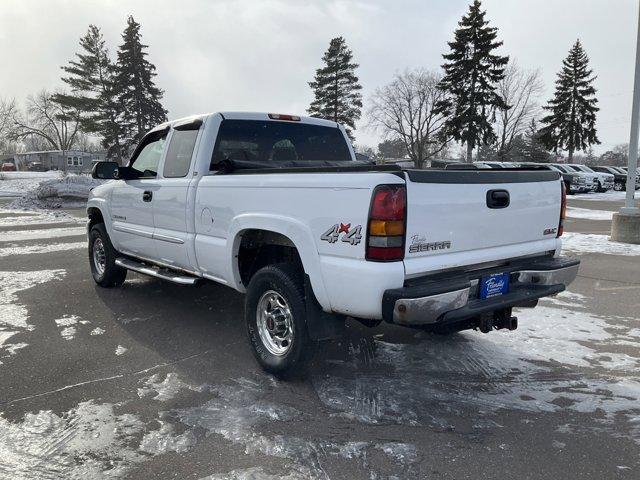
[245,264,315,375]
[89,223,127,287]
[614,182,623,191]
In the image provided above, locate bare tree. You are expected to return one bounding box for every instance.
[495,62,544,160]
[368,69,448,168]
[11,90,81,151]
[0,98,17,152]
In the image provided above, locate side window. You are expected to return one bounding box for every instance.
[130,134,167,178]
[163,128,199,178]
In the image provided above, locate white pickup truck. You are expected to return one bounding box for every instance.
[88,112,579,374]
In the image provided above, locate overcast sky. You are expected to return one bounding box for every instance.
[0,0,637,153]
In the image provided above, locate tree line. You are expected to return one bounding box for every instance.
[0,16,166,161]
[0,1,606,168]
[309,0,602,167]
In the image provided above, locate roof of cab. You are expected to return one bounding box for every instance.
[154,112,340,131]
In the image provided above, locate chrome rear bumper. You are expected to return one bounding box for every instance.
[383,257,579,326]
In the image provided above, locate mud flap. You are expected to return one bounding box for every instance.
[304,275,346,341]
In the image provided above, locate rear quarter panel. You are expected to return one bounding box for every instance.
[192,172,406,317]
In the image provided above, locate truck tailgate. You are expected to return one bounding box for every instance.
[403,169,562,277]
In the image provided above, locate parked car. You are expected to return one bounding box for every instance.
[27,161,46,172]
[566,164,614,192]
[1,162,17,172]
[87,112,579,374]
[592,166,634,191]
[525,163,586,194]
[551,164,596,192]
[616,167,640,189]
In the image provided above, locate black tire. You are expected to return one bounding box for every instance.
[245,263,315,375]
[596,181,603,192]
[89,223,127,287]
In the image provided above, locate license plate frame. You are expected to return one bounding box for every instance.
[479,272,510,299]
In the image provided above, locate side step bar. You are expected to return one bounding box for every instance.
[115,258,200,285]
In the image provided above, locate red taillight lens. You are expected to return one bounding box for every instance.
[558,181,566,237]
[366,184,406,261]
[370,185,406,220]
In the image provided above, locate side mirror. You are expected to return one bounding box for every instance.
[92,161,119,180]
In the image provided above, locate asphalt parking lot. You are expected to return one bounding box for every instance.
[0,195,639,479]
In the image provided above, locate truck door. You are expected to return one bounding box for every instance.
[110,129,167,259]
[152,120,202,270]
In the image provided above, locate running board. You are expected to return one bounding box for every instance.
[115,258,200,285]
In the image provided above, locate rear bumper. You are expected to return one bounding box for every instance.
[382,256,579,326]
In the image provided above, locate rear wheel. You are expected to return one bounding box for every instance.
[89,223,127,287]
[245,263,315,375]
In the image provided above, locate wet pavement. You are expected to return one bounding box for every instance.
[0,196,638,479]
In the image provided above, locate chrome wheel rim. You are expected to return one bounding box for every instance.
[256,290,294,356]
[93,238,106,277]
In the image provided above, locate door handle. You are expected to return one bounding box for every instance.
[143,191,153,202]
[486,189,510,209]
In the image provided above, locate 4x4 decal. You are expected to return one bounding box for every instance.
[321,223,362,245]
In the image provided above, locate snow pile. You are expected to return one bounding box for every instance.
[9,174,105,209]
[0,172,63,198]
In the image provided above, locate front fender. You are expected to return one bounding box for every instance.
[227,213,332,312]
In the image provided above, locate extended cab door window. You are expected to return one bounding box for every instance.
[129,131,168,178]
[163,123,200,178]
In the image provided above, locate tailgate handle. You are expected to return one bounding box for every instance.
[486,189,510,209]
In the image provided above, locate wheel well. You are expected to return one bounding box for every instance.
[88,207,104,230]
[237,229,303,286]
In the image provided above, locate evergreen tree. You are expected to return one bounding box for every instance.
[115,16,167,150]
[539,40,600,161]
[308,37,362,140]
[53,25,125,160]
[522,118,550,163]
[437,0,509,162]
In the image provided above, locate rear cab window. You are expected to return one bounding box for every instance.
[210,119,352,171]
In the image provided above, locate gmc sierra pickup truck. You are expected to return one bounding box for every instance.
[88,112,579,374]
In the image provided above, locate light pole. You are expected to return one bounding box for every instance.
[611,1,640,243]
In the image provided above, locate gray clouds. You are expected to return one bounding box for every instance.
[0,0,635,151]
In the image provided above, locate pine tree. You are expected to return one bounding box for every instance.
[53,25,125,160]
[308,37,362,140]
[522,118,550,163]
[115,16,167,150]
[437,0,509,162]
[539,40,600,161]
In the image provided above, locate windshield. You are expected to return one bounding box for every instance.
[553,165,571,173]
[211,120,352,169]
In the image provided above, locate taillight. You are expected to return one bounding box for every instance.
[558,181,566,237]
[366,184,406,261]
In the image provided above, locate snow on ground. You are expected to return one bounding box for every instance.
[0,241,86,258]
[0,226,86,242]
[562,232,640,256]
[567,207,614,221]
[571,191,627,201]
[312,290,640,446]
[0,270,66,359]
